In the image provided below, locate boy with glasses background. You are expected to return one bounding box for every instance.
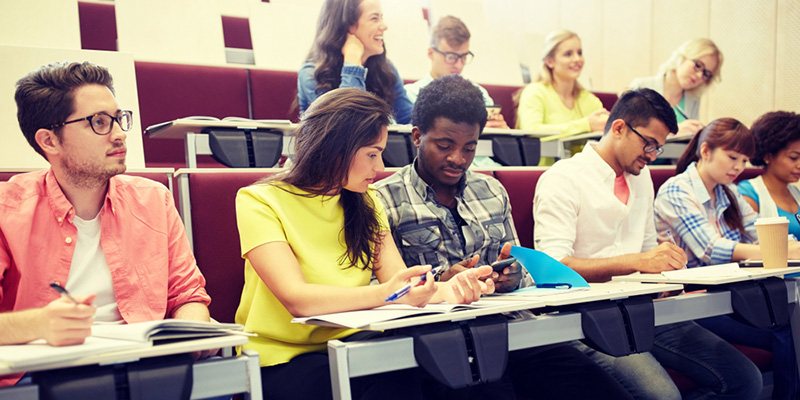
[404,15,508,130]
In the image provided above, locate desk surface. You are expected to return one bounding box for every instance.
[611,266,800,285]
[0,335,247,375]
[145,118,558,139]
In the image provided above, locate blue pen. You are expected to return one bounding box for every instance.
[385,267,441,302]
[537,283,572,289]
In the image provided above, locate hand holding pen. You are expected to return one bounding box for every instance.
[385,266,441,302]
[39,282,97,346]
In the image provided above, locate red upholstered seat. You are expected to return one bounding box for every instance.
[482,84,525,129]
[186,171,274,322]
[493,168,548,249]
[249,69,301,122]
[135,62,250,169]
[592,91,618,111]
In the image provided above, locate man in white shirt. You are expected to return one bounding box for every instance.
[534,88,763,399]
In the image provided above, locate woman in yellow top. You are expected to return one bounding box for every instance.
[516,30,609,135]
[235,87,494,400]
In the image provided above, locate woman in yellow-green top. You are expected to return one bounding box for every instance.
[516,30,609,165]
[235,87,494,400]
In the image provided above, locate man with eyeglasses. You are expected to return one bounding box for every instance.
[404,16,508,130]
[0,61,212,386]
[533,88,762,399]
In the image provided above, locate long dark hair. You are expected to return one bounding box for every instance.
[677,118,754,235]
[265,88,392,270]
[306,0,396,108]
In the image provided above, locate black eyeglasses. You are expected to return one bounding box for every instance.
[432,47,474,65]
[625,121,664,156]
[48,110,133,135]
[692,59,713,81]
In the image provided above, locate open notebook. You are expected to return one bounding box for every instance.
[0,320,247,369]
[292,300,539,330]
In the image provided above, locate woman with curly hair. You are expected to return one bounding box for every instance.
[738,111,800,239]
[297,0,412,123]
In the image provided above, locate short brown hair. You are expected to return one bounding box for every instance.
[15,61,114,159]
[430,16,470,48]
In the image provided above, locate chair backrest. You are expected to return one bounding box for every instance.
[135,61,250,168]
[493,168,548,249]
[180,169,277,322]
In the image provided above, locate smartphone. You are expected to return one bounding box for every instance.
[486,105,502,120]
[490,257,516,273]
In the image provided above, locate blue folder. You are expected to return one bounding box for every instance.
[510,246,589,290]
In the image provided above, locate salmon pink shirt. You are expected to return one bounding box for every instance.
[0,169,210,386]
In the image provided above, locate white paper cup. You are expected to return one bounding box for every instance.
[755,217,790,269]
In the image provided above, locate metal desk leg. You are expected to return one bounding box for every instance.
[243,350,263,400]
[328,340,352,400]
[185,132,198,169]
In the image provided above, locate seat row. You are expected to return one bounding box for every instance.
[0,165,772,395]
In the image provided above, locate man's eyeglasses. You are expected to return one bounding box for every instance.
[432,47,474,65]
[692,59,713,82]
[625,121,664,156]
[48,110,134,135]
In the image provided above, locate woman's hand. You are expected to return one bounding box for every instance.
[588,108,610,132]
[677,119,704,135]
[385,265,437,308]
[342,33,365,65]
[440,265,495,304]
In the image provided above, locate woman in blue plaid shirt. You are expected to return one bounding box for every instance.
[654,118,800,399]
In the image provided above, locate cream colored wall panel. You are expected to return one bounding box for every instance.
[0,46,144,169]
[249,1,321,71]
[519,0,561,70]
[559,0,605,91]
[0,0,81,49]
[115,0,227,65]
[601,0,652,93]
[650,0,710,76]
[775,0,800,112]
[708,0,776,126]
[383,0,429,81]
[462,28,524,86]
[430,0,487,31]
[218,0,259,17]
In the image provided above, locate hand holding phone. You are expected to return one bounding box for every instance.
[490,257,516,273]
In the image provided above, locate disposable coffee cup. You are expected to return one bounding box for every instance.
[755,217,790,269]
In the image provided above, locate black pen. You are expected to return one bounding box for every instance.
[49,282,79,305]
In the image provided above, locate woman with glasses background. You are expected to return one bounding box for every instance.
[655,117,800,400]
[630,38,723,136]
[514,29,609,165]
[296,0,412,124]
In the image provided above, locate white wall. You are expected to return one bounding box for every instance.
[0,46,145,169]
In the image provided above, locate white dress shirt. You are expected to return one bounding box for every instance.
[533,143,658,261]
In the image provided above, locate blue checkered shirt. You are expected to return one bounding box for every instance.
[376,162,533,288]
[654,162,757,268]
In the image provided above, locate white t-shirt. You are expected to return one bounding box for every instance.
[65,213,122,322]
